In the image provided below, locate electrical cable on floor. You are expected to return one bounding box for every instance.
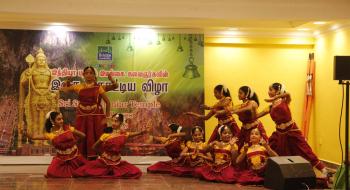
[334,85,345,187]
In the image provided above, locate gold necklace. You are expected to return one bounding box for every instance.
[52,127,63,135]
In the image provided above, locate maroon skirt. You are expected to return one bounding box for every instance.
[269,123,325,170]
[46,154,87,178]
[194,163,238,183]
[73,158,141,179]
[236,169,264,185]
[147,160,178,174]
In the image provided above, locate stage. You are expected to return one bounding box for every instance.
[0,173,267,190]
[0,156,267,190]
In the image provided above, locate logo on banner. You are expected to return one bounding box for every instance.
[97,46,113,60]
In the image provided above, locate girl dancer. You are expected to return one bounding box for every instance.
[257,82,327,177]
[236,128,278,184]
[172,126,212,177]
[60,66,113,159]
[186,85,240,142]
[73,113,144,178]
[28,111,87,178]
[195,125,239,183]
[147,123,186,174]
[218,86,268,149]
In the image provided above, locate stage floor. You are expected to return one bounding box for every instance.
[0,173,266,190]
[0,156,334,189]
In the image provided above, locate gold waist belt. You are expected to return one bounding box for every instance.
[276,120,294,130]
[101,152,121,162]
[79,104,97,111]
[242,120,260,130]
[56,145,77,155]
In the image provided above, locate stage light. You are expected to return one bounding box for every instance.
[43,24,72,46]
[133,28,157,47]
[297,28,310,31]
[331,24,340,31]
[313,21,326,25]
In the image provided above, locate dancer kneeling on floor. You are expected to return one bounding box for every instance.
[28,111,87,178]
[147,123,186,174]
[194,125,239,183]
[73,113,145,179]
[172,126,213,177]
[236,128,278,184]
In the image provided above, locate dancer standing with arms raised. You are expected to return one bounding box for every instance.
[60,66,116,159]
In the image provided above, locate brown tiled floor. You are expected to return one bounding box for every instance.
[0,173,267,190]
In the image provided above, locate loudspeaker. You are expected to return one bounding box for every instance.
[334,56,350,80]
[264,156,316,190]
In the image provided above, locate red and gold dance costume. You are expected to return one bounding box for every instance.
[46,125,87,178]
[73,84,107,158]
[147,138,185,174]
[237,145,268,184]
[268,100,325,170]
[73,133,142,178]
[236,101,268,149]
[172,141,211,177]
[195,142,238,183]
[209,97,240,143]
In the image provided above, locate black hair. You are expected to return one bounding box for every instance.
[103,113,124,133]
[271,82,283,92]
[83,66,96,75]
[219,125,232,135]
[103,127,113,133]
[45,111,60,133]
[112,113,124,123]
[168,123,182,133]
[214,84,231,98]
[239,86,260,106]
[191,126,203,135]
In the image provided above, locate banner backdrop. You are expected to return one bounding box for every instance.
[0,29,204,156]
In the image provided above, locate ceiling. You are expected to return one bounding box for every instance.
[1,0,350,37]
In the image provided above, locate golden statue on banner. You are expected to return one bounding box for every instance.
[18,48,58,147]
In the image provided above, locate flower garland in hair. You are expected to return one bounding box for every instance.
[177,126,183,133]
[247,87,255,99]
[222,85,228,94]
[45,111,54,124]
[279,83,286,94]
[218,125,225,136]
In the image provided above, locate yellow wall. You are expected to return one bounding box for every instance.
[204,38,313,140]
[311,28,350,164]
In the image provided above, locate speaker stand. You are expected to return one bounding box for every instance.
[339,80,349,190]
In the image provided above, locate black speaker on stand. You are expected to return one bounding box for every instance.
[264,156,316,190]
[334,55,350,190]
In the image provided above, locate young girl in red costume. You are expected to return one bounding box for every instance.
[172,126,213,177]
[217,86,268,150]
[257,82,328,177]
[195,125,239,183]
[186,85,240,142]
[60,66,115,159]
[236,128,278,184]
[28,111,87,178]
[73,113,144,179]
[147,123,186,174]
